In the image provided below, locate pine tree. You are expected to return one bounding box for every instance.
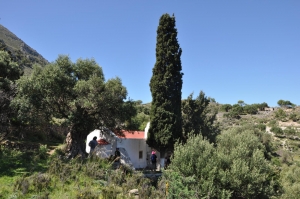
[147,14,183,155]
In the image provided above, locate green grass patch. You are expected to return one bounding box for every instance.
[0,146,48,176]
[0,147,163,199]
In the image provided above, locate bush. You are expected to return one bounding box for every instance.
[268,120,278,128]
[256,123,266,131]
[220,104,232,112]
[283,127,298,136]
[279,150,292,164]
[0,146,45,175]
[14,175,30,195]
[289,113,300,122]
[38,144,48,160]
[280,165,300,198]
[75,189,98,199]
[31,173,51,192]
[275,109,287,121]
[244,104,258,115]
[164,130,279,198]
[224,110,241,119]
[271,126,284,136]
[256,118,268,124]
[161,171,197,198]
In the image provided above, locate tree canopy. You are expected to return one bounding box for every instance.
[0,50,23,141]
[147,13,183,154]
[12,55,135,157]
[182,91,219,142]
[277,99,295,108]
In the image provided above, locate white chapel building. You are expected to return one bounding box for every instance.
[86,122,162,169]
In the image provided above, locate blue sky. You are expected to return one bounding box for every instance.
[1,1,299,107]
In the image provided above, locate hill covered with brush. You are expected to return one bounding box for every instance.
[0,24,48,74]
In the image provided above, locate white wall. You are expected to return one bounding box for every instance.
[86,129,117,155]
[94,145,113,158]
[86,129,100,153]
[86,127,155,169]
[117,138,151,168]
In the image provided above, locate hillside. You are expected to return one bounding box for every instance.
[0,24,48,74]
[217,106,300,163]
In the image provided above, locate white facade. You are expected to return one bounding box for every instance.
[86,128,118,155]
[117,136,151,169]
[86,123,160,169]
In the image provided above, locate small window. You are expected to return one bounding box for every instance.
[139,151,143,159]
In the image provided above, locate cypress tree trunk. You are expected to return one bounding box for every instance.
[147,14,183,156]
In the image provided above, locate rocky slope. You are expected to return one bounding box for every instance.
[0,24,48,74]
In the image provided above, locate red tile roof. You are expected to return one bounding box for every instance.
[117,130,145,139]
[97,139,110,145]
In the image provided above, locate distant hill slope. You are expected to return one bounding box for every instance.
[0,24,49,74]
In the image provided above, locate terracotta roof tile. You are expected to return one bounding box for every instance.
[97,139,110,145]
[117,130,145,139]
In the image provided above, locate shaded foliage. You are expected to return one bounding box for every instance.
[220,104,232,112]
[12,55,136,157]
[125,101,150,131]
[0,50,23,141]
[182,91,220,142]
[0,145,48,176]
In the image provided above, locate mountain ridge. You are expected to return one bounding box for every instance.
[0,24,49,74]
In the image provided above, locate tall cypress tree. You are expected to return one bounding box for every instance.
[147,14,183,155]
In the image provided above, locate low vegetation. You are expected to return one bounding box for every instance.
[2,106,300,198]
[0,145,164,198]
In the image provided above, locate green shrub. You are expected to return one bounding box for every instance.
[226,111,241,119]
[0,146,42,175]
[261,133,274,158]
[257,118,268,124]
[50,147,65,158]
[271,157,281,167]
[279,150,291,164]
[31,173,51,192]
[75,189,99,199]
[268,120,278,127]
[10,154,134,198]
[271,126,284,136]
[283,127,298,136]
[256,123,266,131]
[14,175,30,195]
[164,130,279,198]
[275,109,288,121]
[100,185,122,199]
[220,104,232,112]
[280,165,300,198]
[244,104,258,115]
[161,171,198,198]
[38,144,48,160]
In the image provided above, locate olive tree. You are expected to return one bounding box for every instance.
[12,55,135,157]
[0,50,23,141]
